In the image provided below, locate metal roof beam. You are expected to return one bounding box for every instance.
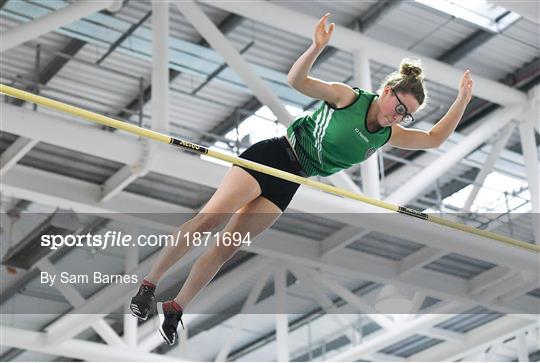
[37,39,86,84]
[397,246,447,275]
[3,38,84,177]
[0,136,38,176]
[517,118,540,244]
[208,0,399,141]
[200,0,527,106]
[138,257,271,353]
[2,164,537,313]
[1,326,180,362]
[1,166,537,318]
[410,315,535,361]
[437,10,516,66]
[204,97,262,140]
[1,104,537,272]
[0,218,107,306]
[274,267,290,362]
[96,10,152,65]
[438,30,495,65]
[190,40,254,95]
[2,164,538,359]
[93,2,172,202]
[385,105,523,205]
[116,13,244,120]
[175,0,293,124]
[458,57,540,130]
[490,1,540,23]
[0,349,22,362]
[315,0,401,68]
[327,304,460,361]
[214,266,273,361]
[35,258,127,348]
[461,124,514,212]
[0,0,121,52]
[10,39,86,107]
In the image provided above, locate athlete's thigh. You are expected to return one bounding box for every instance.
[200,166,262,214]
[225,196,282,238]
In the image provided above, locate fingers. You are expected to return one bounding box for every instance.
[318,13,333,31]
[318,13,330,26]
[466,71,473,89]
[328,22,335,34]
[461,71,473,102]
[457,70,473,102]
[460,70,472,88]
[313,13,334,46]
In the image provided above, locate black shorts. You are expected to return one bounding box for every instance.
[238,136,306,211]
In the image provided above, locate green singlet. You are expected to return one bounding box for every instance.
[287,88,392,177]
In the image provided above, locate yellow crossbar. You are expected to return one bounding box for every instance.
[1,84,538,253]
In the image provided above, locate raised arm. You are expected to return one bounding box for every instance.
[389,70,474,149]
[287,13,356,108]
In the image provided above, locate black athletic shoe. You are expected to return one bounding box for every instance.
[130,283,155,320]
[157,301,184,345]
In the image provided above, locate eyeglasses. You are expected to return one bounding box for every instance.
[391,88,414,124]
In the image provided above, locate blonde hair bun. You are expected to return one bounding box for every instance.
[400,59,423,80]
[377,58,428,107]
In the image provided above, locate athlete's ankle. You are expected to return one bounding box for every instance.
[168,300,183,314]
[141,277,157,289]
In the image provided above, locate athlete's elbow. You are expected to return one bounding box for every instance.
[287,72,308,90]
[287,74,301,89]
[427,135,445,148]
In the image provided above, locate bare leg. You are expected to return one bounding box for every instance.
[145,167,262,284]
[174,196,281,309]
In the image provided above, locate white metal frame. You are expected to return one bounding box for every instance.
[1,1,538,360]
[0,0,122,52]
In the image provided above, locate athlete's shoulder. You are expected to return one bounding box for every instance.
[355,88,377,98]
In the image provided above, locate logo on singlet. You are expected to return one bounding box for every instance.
[365,147,377,159]
[354,128,369,143]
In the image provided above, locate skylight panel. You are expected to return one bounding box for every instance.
[222,105,302,146]
[201,104,303,165]
[415,0,521,32]
[424,171,530,214]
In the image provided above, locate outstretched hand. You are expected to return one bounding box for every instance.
[457,70,473,104]
[313,13,335,49]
